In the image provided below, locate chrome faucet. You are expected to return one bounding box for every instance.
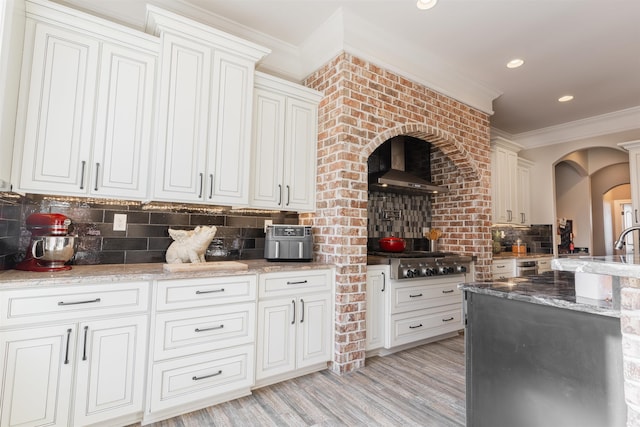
[614,226,640,250]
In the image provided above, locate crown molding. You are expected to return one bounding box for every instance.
[507,106,640,149]
[296,7,499,114]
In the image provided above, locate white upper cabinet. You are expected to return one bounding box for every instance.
[250,72,322,212]
[11,0,158,200]
[516,158,534,226]
[0,0,26,191]
[491,137,534,225]
[147,6,270,206]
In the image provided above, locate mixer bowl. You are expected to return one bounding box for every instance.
[32,236,76,267]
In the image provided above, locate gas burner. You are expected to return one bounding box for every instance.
[366,254,472,280]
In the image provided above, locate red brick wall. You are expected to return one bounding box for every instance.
[303,52,492,374]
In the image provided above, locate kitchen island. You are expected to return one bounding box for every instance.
[460,269,625,427]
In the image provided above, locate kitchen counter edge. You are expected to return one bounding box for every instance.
[459,273,620,319]
[492,252,553,259]
[0,261,335,288]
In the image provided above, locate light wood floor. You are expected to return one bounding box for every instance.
[139,334,465,427]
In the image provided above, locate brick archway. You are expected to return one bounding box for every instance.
[364,123,482,183]
[304,52,492,375]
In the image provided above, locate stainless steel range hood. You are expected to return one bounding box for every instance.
[368,139,449,194]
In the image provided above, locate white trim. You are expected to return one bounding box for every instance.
[508,106,640,149]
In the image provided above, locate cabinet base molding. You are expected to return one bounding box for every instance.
[367,331,461,358]
[141,387,252,426]
[252,362,329,389]
[88,411,144,427]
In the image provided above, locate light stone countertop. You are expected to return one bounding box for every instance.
[492,252,554,259]
[0,260,334,289]
[552,255,640,279]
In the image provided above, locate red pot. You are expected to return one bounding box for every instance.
[379,237,406,252]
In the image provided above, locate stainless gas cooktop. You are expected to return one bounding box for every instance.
[367,251,473,280]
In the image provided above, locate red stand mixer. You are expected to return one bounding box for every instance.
[16,213,76,272]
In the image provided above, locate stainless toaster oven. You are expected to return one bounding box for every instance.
[264,225,313,261]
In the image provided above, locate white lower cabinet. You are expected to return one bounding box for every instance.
[0,282,149,427]
[535,256,553,273]
[0,325,75,427]
[144,274,257,424]
[255,269,333,387]
[492,258,516,279]
[385,276,463,349]
[365,265,387,351]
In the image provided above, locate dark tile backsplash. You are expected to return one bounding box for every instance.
[0,193,299,270]
[492,224,554,254]
[368,190,432,240]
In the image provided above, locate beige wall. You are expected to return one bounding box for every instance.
[555,161,592,249]
[520,132,639,255]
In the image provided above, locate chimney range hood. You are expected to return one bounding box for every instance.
[368,138,449,194]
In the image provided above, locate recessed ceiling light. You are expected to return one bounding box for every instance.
[506,59,524,69]
[416,0,438,10]
[558,95,574,102]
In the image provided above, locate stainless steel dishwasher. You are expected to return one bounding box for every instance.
[515,259,537,276]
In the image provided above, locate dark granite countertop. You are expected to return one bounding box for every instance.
[459,270,620,318]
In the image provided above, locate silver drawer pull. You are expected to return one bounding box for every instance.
[442,289,455,294]
[192,370,222,381]
[409,324,423,329]
[287,280,308,285]
[442,317,455,322]
[409,293,423,298]
[194,325,224,332]
[58,298,101,306]
[195,288,225,294]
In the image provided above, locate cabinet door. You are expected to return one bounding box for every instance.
[207,50,254,205]
[492,146,517,223]
[91,42,156,199]
[153,32,210,202]
[255,298,296,380]
[15,21,98,195]
[0,324,76,427]
[282,97,318,211]
[73,315,147,426]
[297,293,331,370]
[628,148,640,226]
[250,87,286,209]
[516,160,532,226]
[365,267,386,351]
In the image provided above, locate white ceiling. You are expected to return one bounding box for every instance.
[58,0,640,149]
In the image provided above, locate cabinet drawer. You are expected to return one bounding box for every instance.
[259,269,332,298]
[0,282,149,327]
[491,259,515,277]
[536,258,553,272]
[390,280,462,314]
[149,344,254,413]
[155,275,256,311]
[387,304,463,348]
[153,303,256,361]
